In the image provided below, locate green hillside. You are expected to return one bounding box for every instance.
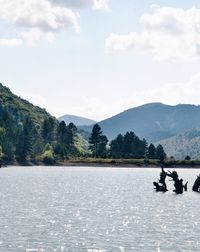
[157,128,200,160]
[0,83,88,164]
[0,83,51,124]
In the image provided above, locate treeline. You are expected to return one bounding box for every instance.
[88,124,166,161]
[0,105,80,165]
[0,105,167,165]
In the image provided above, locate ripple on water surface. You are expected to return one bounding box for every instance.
[0,166,200,251]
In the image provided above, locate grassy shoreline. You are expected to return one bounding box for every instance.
[4,158,200,168]
[57,158,200,168]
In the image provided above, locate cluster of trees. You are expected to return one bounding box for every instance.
[0,109,167,164]
[0,105,79,164]
[0,103,167,165]
[89,124,167,161]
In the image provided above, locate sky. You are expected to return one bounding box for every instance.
[1,0,200,121]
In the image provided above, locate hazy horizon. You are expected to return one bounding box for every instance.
[56,102,200,121]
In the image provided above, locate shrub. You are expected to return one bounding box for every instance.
[40,144,55,165]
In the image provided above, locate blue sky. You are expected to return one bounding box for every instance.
[1,0,200,120]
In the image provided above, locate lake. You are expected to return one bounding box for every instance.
[0,166,200,252]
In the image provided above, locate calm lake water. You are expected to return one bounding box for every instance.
[0,166,200,252]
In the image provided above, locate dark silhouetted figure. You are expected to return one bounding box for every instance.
[153,168,188,194]
[192,174,200,192]
[153,182,168,192]
[159,167,167,185]
[164,170,188,194]
[153,167,168,192]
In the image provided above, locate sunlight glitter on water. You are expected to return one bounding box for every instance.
[0,166,200,251]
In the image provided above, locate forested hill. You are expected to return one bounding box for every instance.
[80,103,200,142]
[0,83,86,164]
[0,83,51,124]
[156,128,200,160]
[58,114,96,126]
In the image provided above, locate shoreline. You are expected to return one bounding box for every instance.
[3,158,200,169]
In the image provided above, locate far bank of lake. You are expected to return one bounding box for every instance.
[4,158,200,168]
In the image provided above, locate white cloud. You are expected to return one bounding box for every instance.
[0,0,109,46]
[106,5,200,61]
[20,28,55,46]
[49,0,109,11]
[49,0,94,9]
[120,72,200,109]
[75,73,200,120]
[1,0,79,31]
[0,0,80,46]
[148,72,200,105]
[0,38,23,46]
[93,0,110,11]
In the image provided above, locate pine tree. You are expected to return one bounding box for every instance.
[42,117,56,145]
[66,123,78,154]
[15,117,34,162]
[147,143,156,159]
[185,155,191,160]
[98,135,108,158]
[56,121,68,158]
[89,124,108,158]
[110,132,147,158]
[156,144,167,161]
[110,134,124,158]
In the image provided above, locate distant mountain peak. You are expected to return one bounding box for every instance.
[58,114,96,126]
[79,102,200,143]
[139,102,165,108]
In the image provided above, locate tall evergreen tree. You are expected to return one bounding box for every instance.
[147,143,156,159]
[15,117,35,162]
[42,117,56,145]
[89,124,108,158]
[98,135,108,158]
[156,144,167,161]
[110,134,124,158]
[56,121,68,158]
[57,121,67,144]
[66,123,78,154]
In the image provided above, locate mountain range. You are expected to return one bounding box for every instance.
[58,114,96,126]
[77,103,200,159]
[2,82,200,160]
[79,103,200,142]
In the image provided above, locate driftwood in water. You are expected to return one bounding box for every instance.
[153,167,168,192]
[153,182,168,192]
[153,168,187,194]
[164,170,188,194]
[192,175,200,192]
